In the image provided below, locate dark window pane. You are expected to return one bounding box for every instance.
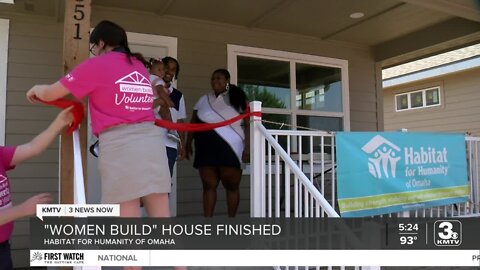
[262,113,291,130]
[296,63,342,112]
[238,56,290,109]
[426,88,439,106]
[396,94,408,110]
[296,115,341,155]
[302,136,335,156]
[410,92,423,108]
[296,115,342,132]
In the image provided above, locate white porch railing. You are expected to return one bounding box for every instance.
[72,130,101,270]
[400,136,480,218]
[250,101,480,219]
[250,101,339,218]
[249,101,480,270]
[249,101,373,270]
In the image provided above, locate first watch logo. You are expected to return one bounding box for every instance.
[31,251,85,265]
[362,135,401,179]
[30,251,43,262]
[434,220,462,246]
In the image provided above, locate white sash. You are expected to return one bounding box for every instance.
[196,93,244,163]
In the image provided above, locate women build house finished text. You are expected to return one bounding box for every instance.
[43,223,282,236]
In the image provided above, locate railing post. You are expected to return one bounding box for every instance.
[250,101,263,217]
[72,130,86,205]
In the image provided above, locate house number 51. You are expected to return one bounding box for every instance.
[73,1,85,40]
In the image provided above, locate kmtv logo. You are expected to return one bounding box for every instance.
[434,220,462,246]
[362,135,401,179]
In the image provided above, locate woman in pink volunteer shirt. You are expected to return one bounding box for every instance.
[26,21,172,221]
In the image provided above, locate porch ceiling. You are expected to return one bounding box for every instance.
[93,0,480,66]
[6,0,480,66]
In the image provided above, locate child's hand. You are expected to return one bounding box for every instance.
[54,106,74,128]
[19,193,52,217]
[156,86,174,107]
[26,85,48,103]
[177,145,185,161]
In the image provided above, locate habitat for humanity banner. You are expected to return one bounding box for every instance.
[336,132,468,217]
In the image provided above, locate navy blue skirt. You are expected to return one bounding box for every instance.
[193,129,241,169]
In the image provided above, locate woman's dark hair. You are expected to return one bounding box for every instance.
[161,56,180,79]
[229,84,247,113]
[132,52,148,67]
[89,20,137,64]
[213,69,247,113]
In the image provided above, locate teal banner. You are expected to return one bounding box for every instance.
[336,132,468,217]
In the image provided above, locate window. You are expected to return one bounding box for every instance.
[395,87,440,112]
[228,45,350,132]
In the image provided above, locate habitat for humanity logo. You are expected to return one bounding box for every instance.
[361,135,401,179]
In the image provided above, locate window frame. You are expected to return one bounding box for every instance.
[227,44,350,131]
[394,86,441,112]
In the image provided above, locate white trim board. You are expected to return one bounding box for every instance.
[0,19,9,145]
[383,56,480,88]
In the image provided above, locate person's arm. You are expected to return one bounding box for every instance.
[10,107,73,166]
[0,193,52,225]
[177,95,187,158]
[153,96,166,108]
[242,113,251,163]
[183,111,199,160]
[176,119,186,160]
[26,81,70,103]
[155,85,174,107]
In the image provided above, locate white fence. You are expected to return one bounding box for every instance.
[249,101,480,270]
[72,130,101,270]
[250,102,480,219]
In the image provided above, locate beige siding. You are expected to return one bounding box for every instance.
[0,13,64,268]
[1,7,379,268]
[384,67,480,135]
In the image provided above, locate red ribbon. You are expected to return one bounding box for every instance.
[37,97,261,133]
[36,98,85,134]
[155,111,261,132]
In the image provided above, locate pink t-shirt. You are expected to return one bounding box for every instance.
[0,146,17,243]
[60,52,155,136]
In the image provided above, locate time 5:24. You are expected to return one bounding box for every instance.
[399,223,419,232]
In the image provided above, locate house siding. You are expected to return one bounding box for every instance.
[1,6,379,267]
[2,14,64,268]
[384,67,480,135]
